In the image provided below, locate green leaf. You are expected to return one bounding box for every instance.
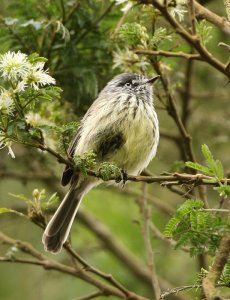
[214,185,230,198]
[185,161,211,175]
[213,159,224,180]
[201,144,215,169]
[118,22,149,47]
[9,193,30,202]
[164,216,180,237]
[42,192,59,210]
[150,27,172,47]
[196,19,213,45]
[28,52,47,64]
[0,207,12,214]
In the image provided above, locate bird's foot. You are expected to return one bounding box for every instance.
[121,169,128,188]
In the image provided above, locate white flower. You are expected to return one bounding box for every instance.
[25,112,56,149]
[0,89,15,115]
[121,2,133,13]
[115,0,133,13]
[25,112,45,126]
[25,62,56,90]
[115,0,128,4]
[0,135,15,158]
[14,80,27,93]
[170,4,187,21]
[0,51,31,81]
[7,141,15,158]
[113,48,150,72]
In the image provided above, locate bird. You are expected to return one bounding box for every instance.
[42,72,160,253]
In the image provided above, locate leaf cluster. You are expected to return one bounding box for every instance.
[164,199,229,256]
[74,150,97,177]
[186,144,230,197]
[0,0,116,112]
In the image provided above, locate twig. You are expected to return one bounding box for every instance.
[141,0,229,77]
[138,183,161,299]
[160,283,229,299]
[219,42,230,52]
[13,140,230,187]
[64,243,132,298]
[188,0,196,35]
[180,58,194,128]
[113,2,134,36]
[0,232,150,300]
[134,49,202,60]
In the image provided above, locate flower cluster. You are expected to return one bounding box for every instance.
[0,51,55,92]
[0,51,57,158]
[170,0,187,21]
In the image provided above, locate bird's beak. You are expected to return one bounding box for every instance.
[145,75,160,84]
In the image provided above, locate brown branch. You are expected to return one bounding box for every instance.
[137,183,161,299]
[0,232,150,300]
[188,0,196,35]
[194,1,230,35]
[160,283,229,299]
[141,0,229,77]
[78,209,191,300]
[180,58,194,128]
[152,60,197,163]
[14,139,230,187]
[0,156,190,300]
[64,243,133,298]
[134,49,202,60]
[202,233,230,300]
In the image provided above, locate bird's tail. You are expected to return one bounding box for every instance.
[42,181,92,253]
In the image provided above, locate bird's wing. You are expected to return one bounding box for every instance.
[61,125,82,186]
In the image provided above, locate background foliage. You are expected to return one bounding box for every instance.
[0,1,230,300]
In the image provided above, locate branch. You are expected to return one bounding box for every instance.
[141,0,229,77]
[0,232,150,300]
[134,49,202,60]
[137,184,161,299]
[188,0,196,35]
[78,209,191,300]
[202,233,230,300]
[160,283,229,299]
[64,243,133,298]
[18,140,230,187]
[194,1,230,35]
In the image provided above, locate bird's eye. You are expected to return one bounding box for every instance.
[125,82,131,87]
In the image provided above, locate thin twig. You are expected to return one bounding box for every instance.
[160,282,229,299]
[138,183,161,300]
[141,0,229,77]
[0,232,150,300]
[134,49,202,60]
[188,0,196,35]
[64,243,132,298]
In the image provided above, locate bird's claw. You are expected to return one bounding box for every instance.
[121,169,128,187]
